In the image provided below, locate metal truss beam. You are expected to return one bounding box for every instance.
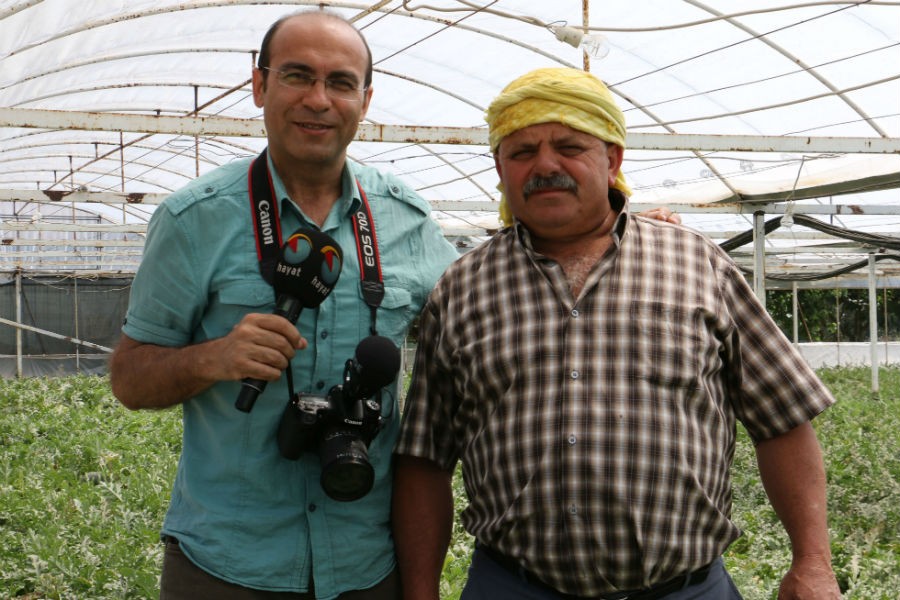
[4,189,900,216]
[2,107,899,154]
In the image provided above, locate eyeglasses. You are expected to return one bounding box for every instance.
[261,67,367,100]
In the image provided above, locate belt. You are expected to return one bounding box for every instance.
[478,545,713,600]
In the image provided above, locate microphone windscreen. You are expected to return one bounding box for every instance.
[354,335,401,390]
[274,229,343,308]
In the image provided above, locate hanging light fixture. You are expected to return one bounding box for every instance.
[550,25,610,59]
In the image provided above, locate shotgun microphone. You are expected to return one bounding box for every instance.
[338,335,401,407]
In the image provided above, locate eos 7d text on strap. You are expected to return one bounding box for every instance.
[248,148,385,334]
[352,189,385,336]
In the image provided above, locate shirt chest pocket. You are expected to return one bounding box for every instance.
[627,304,712,390]
[354,283,413,342]
[204,282,275,339]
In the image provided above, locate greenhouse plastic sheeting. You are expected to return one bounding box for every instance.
[0,275,130,377]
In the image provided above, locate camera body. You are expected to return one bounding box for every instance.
[277,355,392,502]
[277,335,400,501]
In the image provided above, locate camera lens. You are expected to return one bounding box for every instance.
[319,427,375,501]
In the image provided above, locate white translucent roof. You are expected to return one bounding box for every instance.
[1,0,899,280]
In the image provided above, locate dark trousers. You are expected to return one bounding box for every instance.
[159,537,400,600]
[461,547,744,600]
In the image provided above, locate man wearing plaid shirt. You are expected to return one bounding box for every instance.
[392,68,841,600]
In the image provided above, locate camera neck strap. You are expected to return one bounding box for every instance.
[248,148,385,336]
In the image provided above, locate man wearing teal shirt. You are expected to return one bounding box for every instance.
[110,10,458,600]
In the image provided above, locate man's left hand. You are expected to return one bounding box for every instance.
[778,557,842,599]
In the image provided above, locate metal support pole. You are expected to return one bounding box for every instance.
[835,290,841,366]
[885,288,890,364]
[15,269,22,378]
[753,211,766,307]
[792,282,799,345]
[582,0,590,72]
[194,85,201,177]
[0,317,114,353]
[119,131,125,192]
[74,276,80,372]
[868,255,879,393]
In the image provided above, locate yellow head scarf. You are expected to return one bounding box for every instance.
[484,67,631,226]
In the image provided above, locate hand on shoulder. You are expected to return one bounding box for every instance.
[638,206,681,225]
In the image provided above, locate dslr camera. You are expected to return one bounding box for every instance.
[277,335,400,502]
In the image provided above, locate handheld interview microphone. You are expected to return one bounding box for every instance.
[235,228,343,412]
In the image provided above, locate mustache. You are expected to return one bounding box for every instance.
[522,174,578,199]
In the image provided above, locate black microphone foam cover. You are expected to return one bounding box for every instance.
[274,229,343,309]
[354,335,401,392]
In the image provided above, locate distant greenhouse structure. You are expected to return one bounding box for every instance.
[2,1,899,387]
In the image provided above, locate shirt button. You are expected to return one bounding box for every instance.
[205,186,214,193]
[570,370,579,380]
[320,330,328,339]
[315,380,325,390]
[569,505,578,515]
[390,185,400,194]
[308,504,317,512]
[568,434,577,445]
[571,309,579,318]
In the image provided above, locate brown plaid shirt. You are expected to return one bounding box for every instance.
[395,209,835,596]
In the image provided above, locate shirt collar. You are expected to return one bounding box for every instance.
[513,201,631,253]
[266,152,363,222]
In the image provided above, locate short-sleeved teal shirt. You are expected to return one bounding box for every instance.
[123,153,459,598]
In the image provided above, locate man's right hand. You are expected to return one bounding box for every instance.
[214,312,306,382]
[109,313,305,410]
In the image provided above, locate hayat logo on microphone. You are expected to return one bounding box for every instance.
[281,232,342,287]
[318,245,341,285]
[282,232,313,266]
